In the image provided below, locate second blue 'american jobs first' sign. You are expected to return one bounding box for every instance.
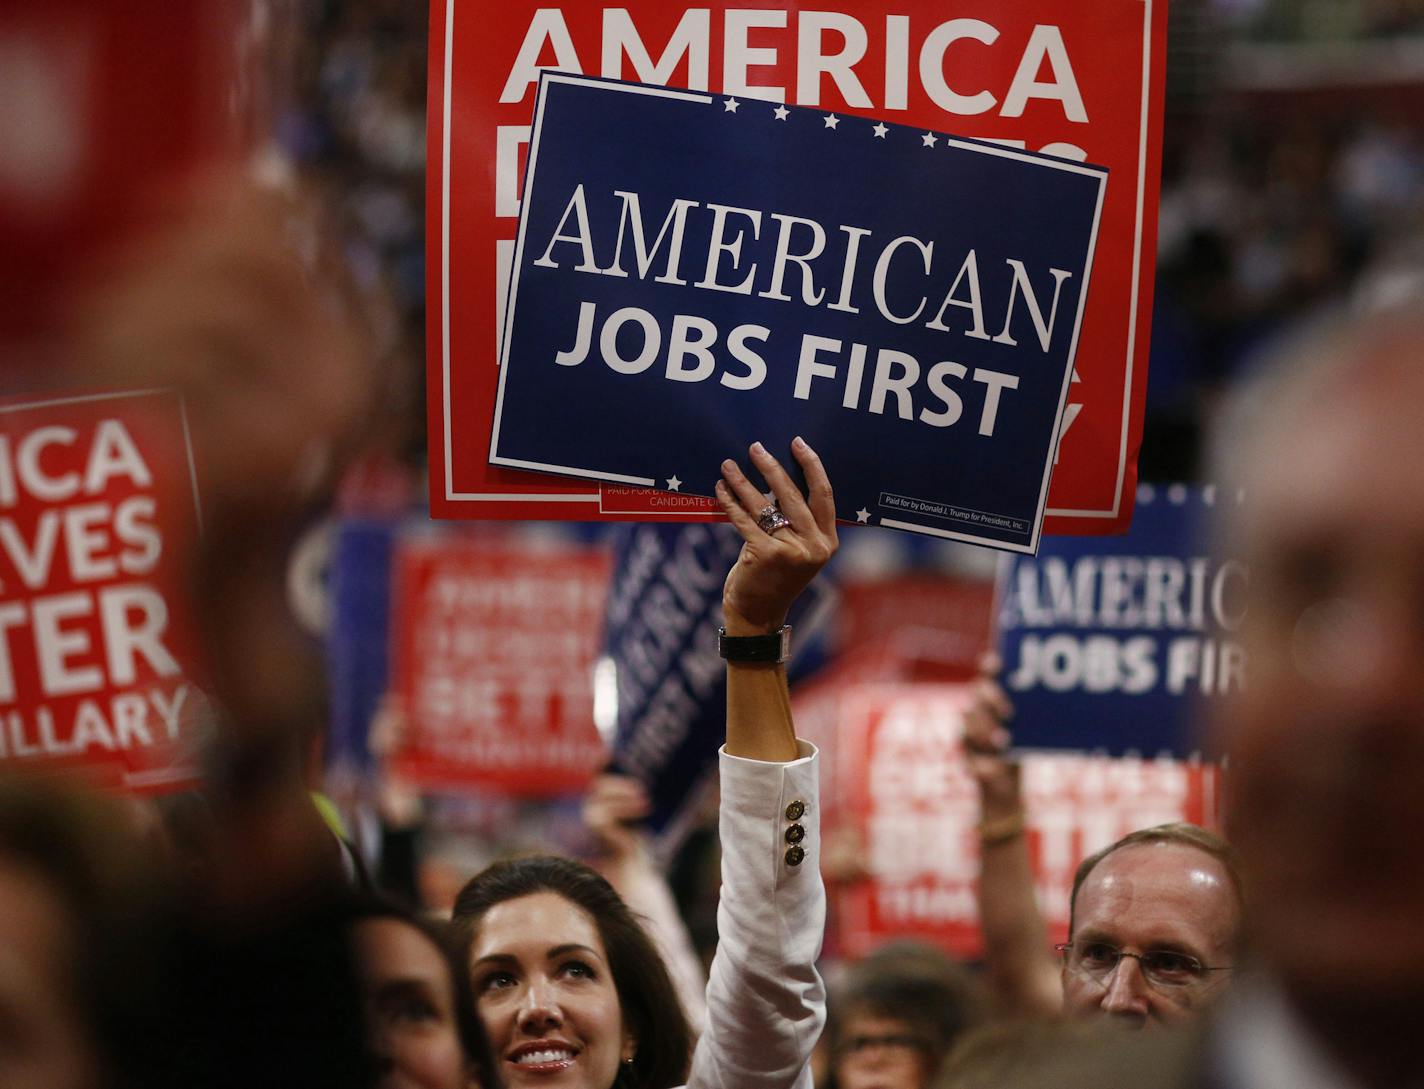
[490,74,1107,552]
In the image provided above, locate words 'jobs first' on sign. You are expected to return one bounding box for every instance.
[535,184,1069,438]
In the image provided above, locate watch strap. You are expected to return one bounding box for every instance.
[717,624,792,664]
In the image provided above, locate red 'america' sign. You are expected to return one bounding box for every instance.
[428,2,1165,533]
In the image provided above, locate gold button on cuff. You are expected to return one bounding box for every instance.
[785,845,805,867]
[785,824,805,845]
[785,800,805,821]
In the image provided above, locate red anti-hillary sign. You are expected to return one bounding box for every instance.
[390,538,611,794]
[428,2,1165,532]
[0,390,206,793]
[834,684,1220,959]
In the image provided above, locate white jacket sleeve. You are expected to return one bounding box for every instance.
[684,740,825,1089]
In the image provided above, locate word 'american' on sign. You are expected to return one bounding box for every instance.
[534,187,1074,437]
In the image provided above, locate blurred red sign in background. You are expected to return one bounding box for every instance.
[830,684,1221,959]
[390,538,611,794]
[0,389,206,792]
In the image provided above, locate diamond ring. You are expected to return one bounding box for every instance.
[757,504,793,534]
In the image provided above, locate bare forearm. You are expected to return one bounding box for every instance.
[715,438,835,765]
[964,673,1061,1017]
[977,825,1061,1015]
[724,656,799,762]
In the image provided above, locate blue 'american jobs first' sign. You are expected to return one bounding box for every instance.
[490,74,1107,552]
[996,485,1247,758]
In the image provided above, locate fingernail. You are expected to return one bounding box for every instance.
[750,441,766,456]
[793,435,807,450]
[721,459,736,473]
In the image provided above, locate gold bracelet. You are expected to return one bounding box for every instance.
[978,811,1027,846]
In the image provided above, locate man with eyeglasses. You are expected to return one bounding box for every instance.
[1056,825,1242,1028]
[967,690,1243,1030]
[964,303,1424,1087]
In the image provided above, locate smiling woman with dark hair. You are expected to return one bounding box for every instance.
[453,857,691,1089]
[453,439,837,1089]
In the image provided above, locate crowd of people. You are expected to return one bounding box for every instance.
[0,376,840,1089]
[11,248,1424,1087]
[6,4,1424,1089]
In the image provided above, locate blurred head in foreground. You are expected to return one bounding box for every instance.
[0,782,162,1089]
[1211,301,1424,1076]
[933,1018,1192,1089]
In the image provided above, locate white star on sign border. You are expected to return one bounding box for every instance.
[921,132,938,147]
[872,122,888,138]
[723,98,740,113]
[773,104,789,120]
[824,114,840,129]
[666,476,682,491]
[855,508,871,523]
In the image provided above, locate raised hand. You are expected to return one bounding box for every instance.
[582,772,652,867]
[962,654,1024,823]
[715,437,839,635]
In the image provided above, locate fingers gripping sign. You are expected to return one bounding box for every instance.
[715,437,839,636]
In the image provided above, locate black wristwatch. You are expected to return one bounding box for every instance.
[717,624,792,664]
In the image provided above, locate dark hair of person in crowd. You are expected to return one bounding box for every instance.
[344,893,500,1089]
[1068,823,1243,937]
[824,940,987,1089]
[0,779,170,1089]
[451,855,693,1089]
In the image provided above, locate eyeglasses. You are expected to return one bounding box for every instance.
[1056,940,1234,990]
[837,1033,928,1059]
